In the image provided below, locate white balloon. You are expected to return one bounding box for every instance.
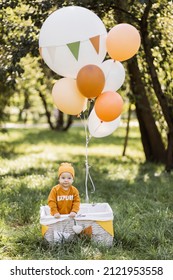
[39,6,107,78]
[101,59,125,92]
[88,108,121,138]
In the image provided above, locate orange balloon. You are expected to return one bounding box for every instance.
[95,91,123,122]
[76,64,105,99]
[106,23,141,61]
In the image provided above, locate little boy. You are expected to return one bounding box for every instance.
[48,162,80,218]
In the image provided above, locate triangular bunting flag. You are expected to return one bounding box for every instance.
[96,220,114,236]
[47,46,57,65]
[89,35,100,54]
[41,225,48,236]
[67,41,80,61]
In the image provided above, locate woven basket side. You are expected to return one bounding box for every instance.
[44,219,113,246]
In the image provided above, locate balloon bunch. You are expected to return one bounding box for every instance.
[39,6,141,201]
[39,6,141,138]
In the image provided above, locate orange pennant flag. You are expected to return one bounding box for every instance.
[89,35,100,54]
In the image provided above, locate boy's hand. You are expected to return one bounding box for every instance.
[54,213,61,219]
[69,212,76,218]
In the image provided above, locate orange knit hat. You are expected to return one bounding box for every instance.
[58,162,75,178]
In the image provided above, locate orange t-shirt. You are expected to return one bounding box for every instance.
[48,184,80,216]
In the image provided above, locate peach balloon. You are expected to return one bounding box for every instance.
[76,64,105,99]
[95,91,123,122]
[106,23,141,61]
[52,78,87,115]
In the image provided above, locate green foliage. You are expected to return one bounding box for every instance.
[11,55,55,124]
[137,0,173,136]
[1,0,172,124]
[0,0,173,169]
[0,126,173,259]
[0,1,37,121]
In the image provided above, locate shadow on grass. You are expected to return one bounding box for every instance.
[0,127,141,158]
[0,182,49,226]
[1,159,173,259]
[1,126,173,259]
[0,141,16,159]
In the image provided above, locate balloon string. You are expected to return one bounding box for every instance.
[85,120,90,203]
[92,121,102,135]
[80,104,96,203]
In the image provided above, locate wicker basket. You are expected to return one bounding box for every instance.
[40,203,114,246]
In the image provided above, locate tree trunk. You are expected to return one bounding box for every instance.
[140,2,173,170]
[122,103,131,157]
[127,57,166,163]
[55,110,74,131]
[63,115,73,131]
[38,90,54,129]
[167,131,173,172]
[114,0,168,165]
[55,110,64,130]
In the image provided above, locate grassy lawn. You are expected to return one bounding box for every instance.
[0,125,173,260]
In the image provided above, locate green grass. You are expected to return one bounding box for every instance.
[0,125,173,260]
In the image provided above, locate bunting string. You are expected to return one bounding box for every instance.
[42,33,106,61]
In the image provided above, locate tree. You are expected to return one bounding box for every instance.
[111,0,173,170]
[0,0,73,130]
[1,0,173,170]
[139,0,173,171]
[0,1,38,123]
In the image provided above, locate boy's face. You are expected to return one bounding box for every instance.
[59,172,73,188]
